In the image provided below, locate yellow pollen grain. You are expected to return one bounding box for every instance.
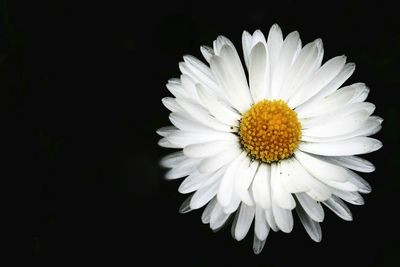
[238,99,302,163]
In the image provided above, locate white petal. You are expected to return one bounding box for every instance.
[272,204,293,233]
[183,140,237,158]
[249,42,269,102]
[271,31,301,99]
[198,145,241,173]
[210,203,231,230]
[301,110,371,138]
[200,45,214,63]
[179,167,224,194]
[297,62,355,111]
[295,193,324,222]
[235,157,258,206]
[325,180,358,192]
[213,35,235,56]
[176,98,233,132]
[160,151,186,168]
[242,30,253,69]
[182,55,218,91]
[255,206,270,240]
[323,196,353,221]
[324,155,375,173]
[289,56,347,108]
[162,97,182,112]
[344,169,372,194]
[296,204,322,242]
[217,152,247,207]
[266,24,283,77]
[252,164,271,210]
[201,198,217,224]
[178,195,193,214]
[301,117,382,143]
[190,178,220,209]
[196,83,241,126]
[280,41,319,101]
[297,83,369,118]
[265,208,279,232]
[223,193,241,214]
[253,235,267,255]
[280,158,309,193]
[271,163,296,210]
[234,203,255,241]
[156,126,178,137]
[331,189,364,205]
[294,150,348,183]
[165,158,200,180]
[210,45,252,113]
[291,158,332,201]
[158,137,180,148]
[167,130,236,148]
[299,137,382,156]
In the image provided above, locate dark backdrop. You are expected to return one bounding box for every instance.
[3,0,399,265]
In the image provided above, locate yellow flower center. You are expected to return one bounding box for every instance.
[238,99,302,163]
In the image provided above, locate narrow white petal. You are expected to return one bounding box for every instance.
[301,110,371,138]
[271,31,301,99]
[210,45,252,113]
[213,35,235,56]
[178,195,193,214]
[167,130,236,148]
[190,178,220,209]
[271,163,296,210]
[210,203,231,230]
[295,193,325,222]
[265,208,279,232]
[294,150,348,183]
[267,24,283,77]
[179,167,224,194]
[344,169,372,193]
[235,157,258,206]
[196,83,241,126]
[234,203,255,241]
[291,158,332,201]
[297,83,369,118]
[280,41,319,101]
[200,45,214,63]
[299,137,382,156]
[324,156,375,173]
[162,97,182,112]
[323,196,353,221]
[252,164,271,210]
[253,235,267,255]
[272,204,293,233]
[156,126,178,137]
[249,42,269,102]
[182,55,218,91]
[176,98,233,132]
[158,137,180,148]
[242,30,253,69]
[255,206,270,240]
[160,151,186,168]
[183,140,237,158]
[201,198,217,224]
[297,62,355,111]
[217,152,247,207]
[223,193,241,214]
[325,180,358,192]
[280,158,309,193]
[331,189,364,205]
[289,56,347,108]
[166,80,187,99]
[296,204,322,242]
[198,145,241,173]
[165,158,200,180]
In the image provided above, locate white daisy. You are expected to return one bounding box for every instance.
[157,24,382,254]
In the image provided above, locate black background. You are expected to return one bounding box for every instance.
[3,0,399,265]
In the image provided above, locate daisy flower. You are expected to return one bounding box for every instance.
[157,24,382,254]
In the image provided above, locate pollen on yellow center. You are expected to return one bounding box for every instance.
[238,99,302,163]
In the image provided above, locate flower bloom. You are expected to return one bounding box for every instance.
[157,24,382,254]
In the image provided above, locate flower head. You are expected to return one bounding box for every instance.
[157,24,382,254]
